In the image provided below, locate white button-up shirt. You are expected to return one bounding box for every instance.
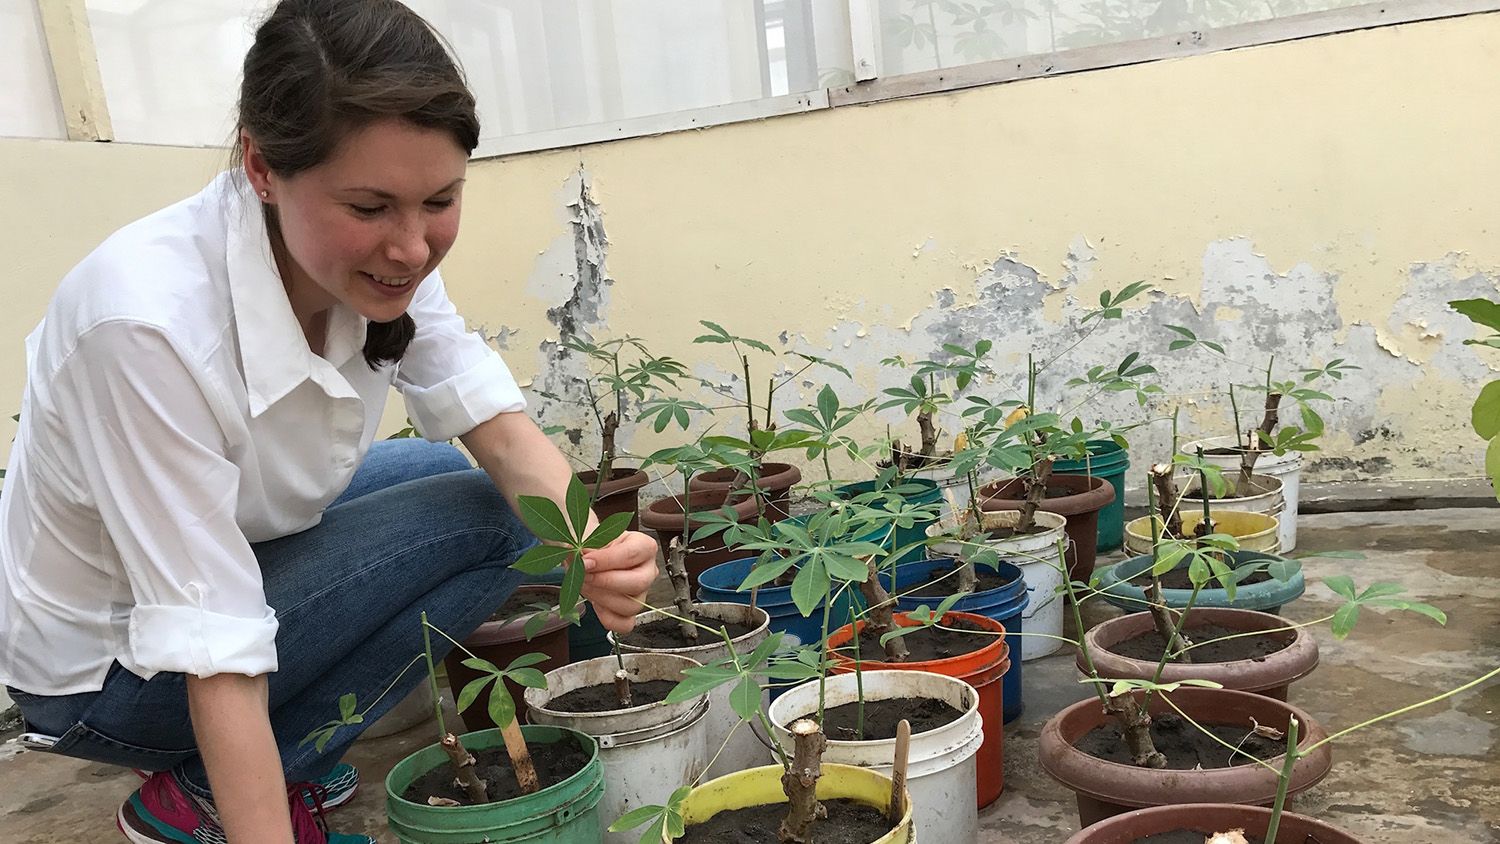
[0,172,525,694]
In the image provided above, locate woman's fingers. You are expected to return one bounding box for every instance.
[578,530,659,633]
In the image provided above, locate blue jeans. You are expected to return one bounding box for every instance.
[8,439,531,795]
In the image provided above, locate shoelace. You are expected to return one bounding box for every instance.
[288,782,330,844]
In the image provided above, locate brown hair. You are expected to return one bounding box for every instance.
[236,0,480,368]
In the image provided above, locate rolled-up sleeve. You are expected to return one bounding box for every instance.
[54,321,277,679]
[396,270,526,441]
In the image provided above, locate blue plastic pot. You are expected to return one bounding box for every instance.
[1052,440,1130,553]
[892,557,1029,723]
[697,556,863,700]
[1095,551,1306,615]
[834,478,942,565]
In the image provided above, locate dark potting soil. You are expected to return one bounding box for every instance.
[490,591,557,623]
[1203,446,1246,457]
[619,616,758,650]
[979,524,1051,540]
[1132,830,1323,843]
[1110,624,1292,663]
[544,679,678,713]
[847,617,995,663]
[401,739,589,804]
[1075,712,1281,770]
[904,565,1016,598]
[678,798,894,844]
[796,696,964,741]
[1124,565,1273,590]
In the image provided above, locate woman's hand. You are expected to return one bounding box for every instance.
[580,530,659,633]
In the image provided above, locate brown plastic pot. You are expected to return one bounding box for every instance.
[1038,686,1331,827]
[575,467,649,531]
[640,489,766,596]
[978,474,1116,586]
[1064,803,1363,843]
[444,585,570,732]
[1079,607,1319,701]
[686,462,801,523]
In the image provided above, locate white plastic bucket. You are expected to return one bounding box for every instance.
[1183,436,1302,551]
[768,672,983,843]
[927,510,1068,661]
[612,603,771,780]
[525,653,711,844]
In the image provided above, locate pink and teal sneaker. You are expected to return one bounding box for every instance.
[132,763,360,812]
[117,770,373,844]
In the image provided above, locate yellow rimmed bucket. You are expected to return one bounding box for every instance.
[1124,510,1281,556]
[666,763,913,843]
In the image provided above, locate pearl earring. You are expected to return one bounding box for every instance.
[260,189,269,199]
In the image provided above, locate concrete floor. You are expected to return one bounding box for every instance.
[2,508,1496,842]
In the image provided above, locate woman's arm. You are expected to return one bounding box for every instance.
[460,411,658,631]
[187,673,294,843]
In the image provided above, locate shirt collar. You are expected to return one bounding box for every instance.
[221,175,368,416]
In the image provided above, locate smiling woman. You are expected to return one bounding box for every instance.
[0,2,659,844]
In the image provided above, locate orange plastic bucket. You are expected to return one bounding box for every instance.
[827,610,1010,807]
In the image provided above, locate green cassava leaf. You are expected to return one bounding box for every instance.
[488,684,517,728]
[338,693,357,721]
[1331,601,1360,639]
[565,476,591,537]
[583,511,635,550]
[457,675,494,713]
[1324,574,1357,601]
[518,494,573,544]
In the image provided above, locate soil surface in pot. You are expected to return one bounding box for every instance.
[978,524,1051,540]
[401,740,590,804]
[1203,446,1249,457]
[903,565,1016,598]
[619,616,758,650]
[1123,566,1273,590]
[1109,624,1291,663]
[1133,832,1288,843]
[847,617,996,663]
[794,696,964,741]
[489,590,558,623]
[679,798,893,844]
[545,679,679,713]
[1075,712,1280,770]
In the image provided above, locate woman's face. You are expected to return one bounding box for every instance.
[246,119,469,325]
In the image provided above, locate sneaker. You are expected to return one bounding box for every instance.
[117,771,374,844]
[132,763,359,812]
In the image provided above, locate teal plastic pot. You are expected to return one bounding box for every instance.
[1095,551,1305,615]
[1053,440,1129,553]
[834,478,942,564]
[386,725,603,843]
[525,569,611,660]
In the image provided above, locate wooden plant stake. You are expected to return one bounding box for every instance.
[887,719,911,826]
[440,732,492,803]
[498,718,540,795]
[778,719,828,842]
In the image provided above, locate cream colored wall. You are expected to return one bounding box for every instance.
[4,12,1499,485]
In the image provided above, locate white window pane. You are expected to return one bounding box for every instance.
[0,0,67,139]
[876,0,1374,76]
[411,0,853,140]
[86,0,257,146]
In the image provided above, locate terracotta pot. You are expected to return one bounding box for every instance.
[1038,687,1331,827]
[686,462,801,522]
[1064,803,1363,843]
[1080,607,1319,701]
[977,474,1116,586]
[827,611,1011,809]
[444,585,570,732]
[640,489,765,595]
[575,467,649,531]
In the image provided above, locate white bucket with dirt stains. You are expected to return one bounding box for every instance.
[1183,436,1302,551]
[611,602,771,780]
[525,653,710,844]
[767,671,983,843]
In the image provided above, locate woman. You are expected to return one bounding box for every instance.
[0,2,658,842]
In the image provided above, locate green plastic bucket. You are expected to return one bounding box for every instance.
[834,478,942,564]
[386,725,604,843]
[1053,440,1129,553]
